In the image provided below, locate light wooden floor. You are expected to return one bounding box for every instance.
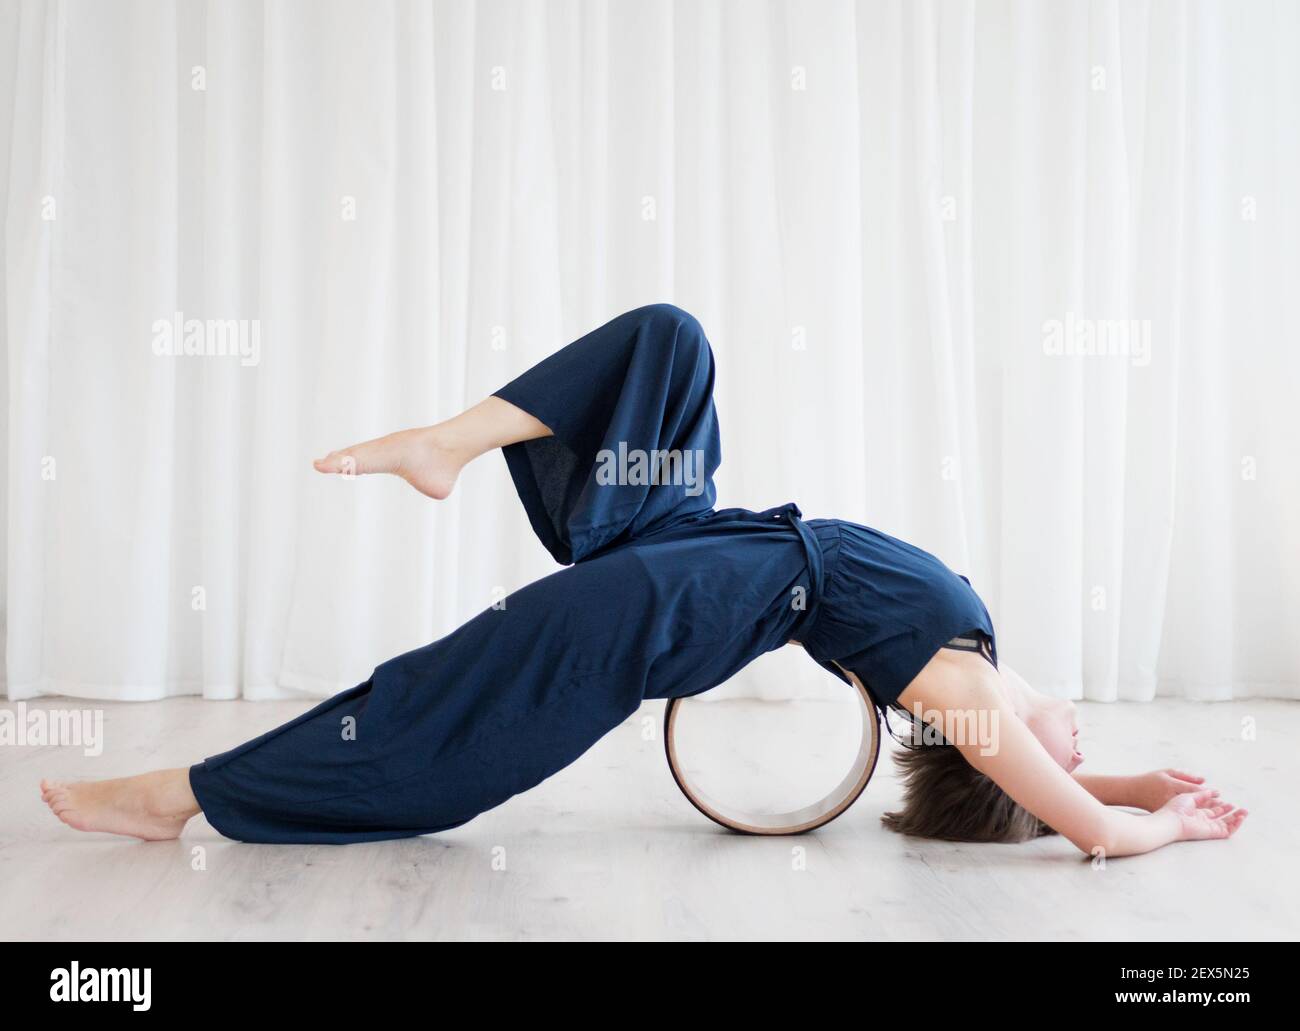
[2,694,1294,941]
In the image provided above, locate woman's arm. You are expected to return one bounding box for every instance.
[896,657,1241,857]
[1072,772,1137,807]
[1074,769,1206,811]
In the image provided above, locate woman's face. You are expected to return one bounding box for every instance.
[1025,695,1083,772]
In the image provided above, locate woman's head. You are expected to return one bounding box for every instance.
[880,669,1078,842]
[879,656,1081,843]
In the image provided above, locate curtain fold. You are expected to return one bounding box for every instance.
[2,0,1296,703]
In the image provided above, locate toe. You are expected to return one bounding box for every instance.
[57,809,88,831]
[316,449,362,477]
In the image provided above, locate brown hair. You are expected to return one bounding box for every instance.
[881,737,1056,843]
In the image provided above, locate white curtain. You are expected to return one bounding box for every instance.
[2,0,1297,704]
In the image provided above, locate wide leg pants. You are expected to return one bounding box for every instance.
[189,304,830,843]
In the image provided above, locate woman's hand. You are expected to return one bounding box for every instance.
[1159,789,1248,841]
[1133,768,1206,812]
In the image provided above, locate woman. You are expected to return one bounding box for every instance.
[41,303,1246,854]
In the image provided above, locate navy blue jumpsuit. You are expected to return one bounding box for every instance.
[188,304,997,843]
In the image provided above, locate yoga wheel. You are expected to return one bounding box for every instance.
[663,661,881,835]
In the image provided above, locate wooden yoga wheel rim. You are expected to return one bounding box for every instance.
[663,662,882,835]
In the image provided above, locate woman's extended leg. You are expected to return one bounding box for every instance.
[41,770,200,841]
[312,395,553,499]
[39,401,554,840]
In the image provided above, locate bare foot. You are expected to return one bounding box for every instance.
[41,772,197,841]
[313,425,470,500]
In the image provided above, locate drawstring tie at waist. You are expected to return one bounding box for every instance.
[753,502,825,644]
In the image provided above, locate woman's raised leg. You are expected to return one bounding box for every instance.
[312,395,553,500]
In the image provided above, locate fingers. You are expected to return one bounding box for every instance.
[1193,792,1230,814]
[1166,769,1205,784]
[1198,804,1247,840]
[1209,808,1248,840]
